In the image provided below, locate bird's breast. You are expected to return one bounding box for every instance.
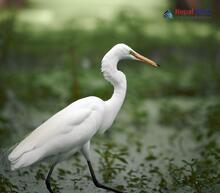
[99,100,123,134]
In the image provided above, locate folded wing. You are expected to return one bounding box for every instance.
[8,97,104,170]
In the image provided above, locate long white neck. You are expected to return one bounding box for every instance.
[99,55,127,133]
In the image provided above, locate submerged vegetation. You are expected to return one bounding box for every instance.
[0,5,220,193]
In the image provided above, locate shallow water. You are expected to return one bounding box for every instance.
[0,97,219,193]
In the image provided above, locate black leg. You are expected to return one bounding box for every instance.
[45,163,57,193]
[87,160,125,193]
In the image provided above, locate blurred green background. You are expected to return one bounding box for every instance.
[0,0,220,193]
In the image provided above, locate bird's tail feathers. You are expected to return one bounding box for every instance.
[9,147,43,171]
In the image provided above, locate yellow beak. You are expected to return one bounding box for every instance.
[130,50,159,67]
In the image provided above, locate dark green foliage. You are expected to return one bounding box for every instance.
[159,102,188,128]
[0,12,17,63]
[206,103,220,137]
[0,6,220,193]
[0,174,18,193]
[168,141,220,193]
[95,143,128,184]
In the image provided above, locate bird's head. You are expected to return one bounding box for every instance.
[102,43,159,67]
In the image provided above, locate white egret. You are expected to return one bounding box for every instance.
[8,43,159,193]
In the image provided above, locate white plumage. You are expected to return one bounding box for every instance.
[8,43,158,193]
[8,97,105,170]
